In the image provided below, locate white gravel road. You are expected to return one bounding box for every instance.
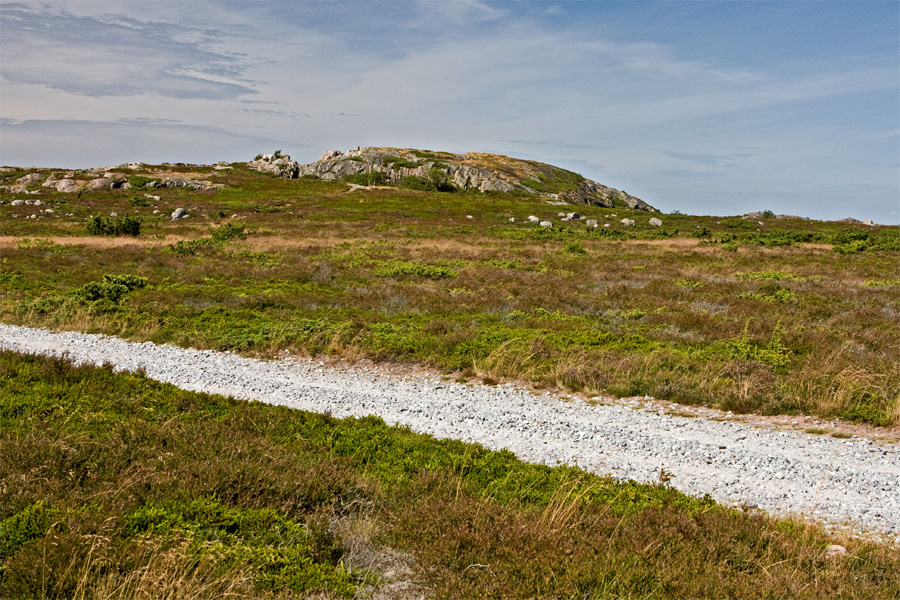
[2,323,898,541]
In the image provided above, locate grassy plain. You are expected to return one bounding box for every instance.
[1,163,897,426]
[3,350,898,598]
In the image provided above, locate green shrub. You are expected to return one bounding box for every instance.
[565,241,587,254]
[373,260,458,279]
[211,222,248,243]
[167,239,211,256]
[126,175,155,189]
[0,502,61,560]
[721,217,756,230]
[833,240,869,255]
[383,155,421,169]
[343,171,387,186]
[399,176,435,191]
[70,274,148,304]
[427,167,455,192]
[85,215,141,237]
[722,322,792,369]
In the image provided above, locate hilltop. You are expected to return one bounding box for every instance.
[249,147,657,211]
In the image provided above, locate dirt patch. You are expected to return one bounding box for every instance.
[624,238,703,247]
[0,235,192,248]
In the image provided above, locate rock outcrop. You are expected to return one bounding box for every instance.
[251,147,658,211]
[249,153,300,178]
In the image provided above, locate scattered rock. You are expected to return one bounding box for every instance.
[620,218,635,227]
[171,208,187,220]
[10,199,25,206]
[863,219,874,226]
[509,217,516,222]
[527,215,540,223]
[649,217,663,227]
[604,223,610,228]
[539,220,553,228]
[566,212,581,220]
[825,544,847,559]
[585,219,598,228]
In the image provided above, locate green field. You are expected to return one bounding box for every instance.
[2,162,897,426]
[2,350,897,598]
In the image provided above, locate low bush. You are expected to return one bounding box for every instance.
[85,215,141,236]
[2,350,897,598]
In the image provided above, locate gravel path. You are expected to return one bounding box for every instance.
[2,324,898,541]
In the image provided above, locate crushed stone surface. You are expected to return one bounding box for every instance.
[2,324,898,541]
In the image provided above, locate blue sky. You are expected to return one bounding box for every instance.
[1,1,897,223]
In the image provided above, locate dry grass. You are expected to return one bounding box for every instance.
[2,166,897,426]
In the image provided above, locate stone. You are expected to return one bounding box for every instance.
[16,173,43,185]
[649,217,663,227]
[509,217,515,222]
[319,150,343,161]
[863,219,874,226]
[620,218,635,227]
[527,215,540,223]
[250,153,300,178]
[585,219,598,228]
[825,544,847,559]
[566,212,581,220]
[88,177,114,191]
[604,223,610,228]
[10,199,25,206]
[55,179,79,193]
[171,208,187,220]
[539,220,553,228]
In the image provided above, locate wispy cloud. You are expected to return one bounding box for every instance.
[0,4,257,100]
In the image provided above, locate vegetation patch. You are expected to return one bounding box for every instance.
[86,214,141,236]
[2,351,897,599]
[1,160,896,426]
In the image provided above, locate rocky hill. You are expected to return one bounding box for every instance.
[250,147,657,211]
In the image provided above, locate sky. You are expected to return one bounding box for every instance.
[1,1,898,223]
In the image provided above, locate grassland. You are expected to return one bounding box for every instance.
[1,163,897,426]
[3,350,898,598]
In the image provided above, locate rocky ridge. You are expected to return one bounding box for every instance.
[0,164,224,195]
[250,147,657,211]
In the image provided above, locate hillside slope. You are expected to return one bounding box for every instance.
[250,147,657,211]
